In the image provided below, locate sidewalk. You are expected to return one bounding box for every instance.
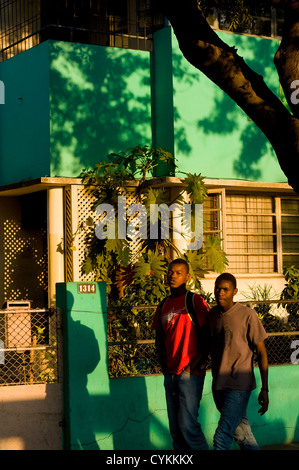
[261,442,299,450]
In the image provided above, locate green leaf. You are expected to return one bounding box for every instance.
[143,187,167,209]
[184,173,208,204]
[203,235,228,273]
[133,249,167,280]
[81,257,94,275]
[85,216,94,227]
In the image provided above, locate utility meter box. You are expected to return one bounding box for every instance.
[4,300,32,349]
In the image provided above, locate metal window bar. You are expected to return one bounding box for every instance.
[107,300,299,378]
[0,302,61,386]
[0,0,165,62]
[209,6,283,38]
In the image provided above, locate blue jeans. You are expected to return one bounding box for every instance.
[213,389,259,450]
[164,371,209,450]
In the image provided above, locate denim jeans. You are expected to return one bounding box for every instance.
[213,389,260,450]
[164,371,209,450]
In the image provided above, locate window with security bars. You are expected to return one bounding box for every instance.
[203,191,299,274]
[204,4,284,38]
[0,0,164,62]
[203,191,222,239]
[281,199,299,268]
[226,194,277,274]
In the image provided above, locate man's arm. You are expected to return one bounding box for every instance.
[256,340,269,415]
[155,330,168,375]
[184,324,210,374]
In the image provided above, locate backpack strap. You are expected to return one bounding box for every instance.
[159,292,199,329]
[159,296,169,315]
[157,296,169,328]
[185,291,199,329]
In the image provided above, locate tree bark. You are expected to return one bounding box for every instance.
[274,0,299,117]
[161,0,299,194]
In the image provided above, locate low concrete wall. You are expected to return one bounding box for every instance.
[85,365,299,450]
[0,383,63,450]
[0,360,297,450]
[58,282,299,450]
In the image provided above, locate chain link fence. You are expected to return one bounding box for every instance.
[107,300,299,378]
[1,299,297,383]
[108,306,160,378]
[243,300,299,367]
[0,301,61,386]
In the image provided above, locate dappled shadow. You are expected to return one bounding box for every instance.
[49,39,194,176]
[171,49,201,157]
[172,29,282,180]
[50,42,152,175]
[195,33,280,180]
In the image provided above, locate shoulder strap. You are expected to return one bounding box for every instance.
[157,296,169,331]
[159,292,199,328]
[159,296,168,314]
[185,291,199,328]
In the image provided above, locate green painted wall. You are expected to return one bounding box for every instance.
[58,282,299,450]
[49,41,152,177]
[0,29,287,186]
[0,40,153,185]
[171,30,287,183]
[150,27,175,177]
[0,42,51,185]
[57,281,109,450]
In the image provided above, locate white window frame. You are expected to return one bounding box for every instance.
[203,182,299,275]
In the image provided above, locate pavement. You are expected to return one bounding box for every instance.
[260,442,299,450]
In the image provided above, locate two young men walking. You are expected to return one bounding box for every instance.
[152,259,269,450]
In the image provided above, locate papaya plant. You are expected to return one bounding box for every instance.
[79,145,229,376]
[79,145,228,304]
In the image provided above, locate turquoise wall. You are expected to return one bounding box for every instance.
[0,42,51,185]
[58,282,299,450]
[0,40,153,185]
[171,30,287,183]
[104,365,299,450]
[0,29,289,185]
[49,41,152,177]
[150,27,175,177]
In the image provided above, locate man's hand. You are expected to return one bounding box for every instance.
[258,389,269,415]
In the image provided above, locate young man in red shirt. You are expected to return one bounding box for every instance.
[151,259,209,450]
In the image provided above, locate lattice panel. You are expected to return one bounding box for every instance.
[3,219,48,303]
[76,187,99,281]
[69,185,144,281]
[64,188,74,283]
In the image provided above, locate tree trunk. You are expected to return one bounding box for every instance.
[161,0,299,194]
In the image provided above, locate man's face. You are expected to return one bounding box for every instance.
[167,263,190,289]
[214,280,238,312]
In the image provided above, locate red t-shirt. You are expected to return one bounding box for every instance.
[151,293,209,376]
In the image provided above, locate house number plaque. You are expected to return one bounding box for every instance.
[77,283,96,294]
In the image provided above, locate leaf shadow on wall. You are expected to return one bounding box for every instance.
[194,34,282,180]
[49,42,192,176]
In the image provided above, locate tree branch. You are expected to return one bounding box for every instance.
[274,0,299,117]
[161,0,299,194]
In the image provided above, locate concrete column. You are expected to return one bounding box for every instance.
[170,186,188,255]
[56,282,108,450]
[47,188,65,307]
[150,26,175,177]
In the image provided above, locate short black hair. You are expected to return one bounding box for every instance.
[215,272,237,289]
[169,258,189,273]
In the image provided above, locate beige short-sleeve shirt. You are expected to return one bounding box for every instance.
[209,302,268,391]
